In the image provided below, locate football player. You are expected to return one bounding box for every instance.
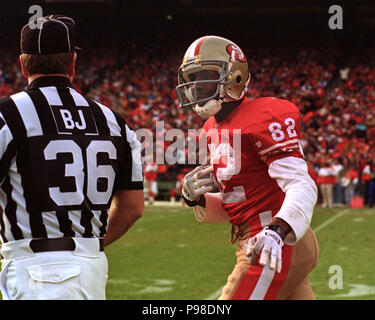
[144,162,159,204]
[176,36,319,300]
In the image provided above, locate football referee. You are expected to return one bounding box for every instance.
[0,15,144,299]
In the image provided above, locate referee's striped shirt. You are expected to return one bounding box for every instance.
[0,76,143,243]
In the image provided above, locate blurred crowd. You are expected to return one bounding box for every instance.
[0,43,374,207]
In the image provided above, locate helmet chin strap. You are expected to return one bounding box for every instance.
[193,97,223,119]
[193,86,226,119]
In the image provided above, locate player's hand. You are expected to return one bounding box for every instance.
[182,164,214,201]
[245,228,284,273]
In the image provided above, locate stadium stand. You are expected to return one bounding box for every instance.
[0,0,374,206]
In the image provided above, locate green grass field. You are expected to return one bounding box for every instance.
[105,204,375,300]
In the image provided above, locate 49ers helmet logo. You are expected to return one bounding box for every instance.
[226,44,246,62]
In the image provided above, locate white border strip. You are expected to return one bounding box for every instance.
[258,139,299,155]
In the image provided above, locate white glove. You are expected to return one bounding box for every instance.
[244,228,284,273]
[182,165,214,201]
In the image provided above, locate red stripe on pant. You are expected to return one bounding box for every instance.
[231,244,293,300]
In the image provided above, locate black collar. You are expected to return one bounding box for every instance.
[214,97,244,123]
[28,76,73,89]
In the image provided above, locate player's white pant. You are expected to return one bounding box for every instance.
[146,180,158,198]
[0,238,108,300]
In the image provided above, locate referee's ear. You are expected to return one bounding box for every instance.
[19,54,29,79]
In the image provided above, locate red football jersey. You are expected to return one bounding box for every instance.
[201,97,303,226]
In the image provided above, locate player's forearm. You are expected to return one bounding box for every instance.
[193,192,229,223]
[268,157,318,245]
[269,217,292,234]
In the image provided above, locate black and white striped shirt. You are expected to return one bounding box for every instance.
[0,76,143,243]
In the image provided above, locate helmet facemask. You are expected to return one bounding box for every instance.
[176,60,232,118]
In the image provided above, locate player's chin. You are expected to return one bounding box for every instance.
[196,91,215,103]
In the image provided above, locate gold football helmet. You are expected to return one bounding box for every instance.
[176,35,250,119]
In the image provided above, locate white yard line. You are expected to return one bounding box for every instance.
[313,209,348,234]
[204,287,223,300]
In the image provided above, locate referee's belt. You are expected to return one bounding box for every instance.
[29,238,104,253]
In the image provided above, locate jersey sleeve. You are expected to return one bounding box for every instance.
[114,121,144,191]
[248,101,303,166]
[268,156,317,244]
[0,112,15,185]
